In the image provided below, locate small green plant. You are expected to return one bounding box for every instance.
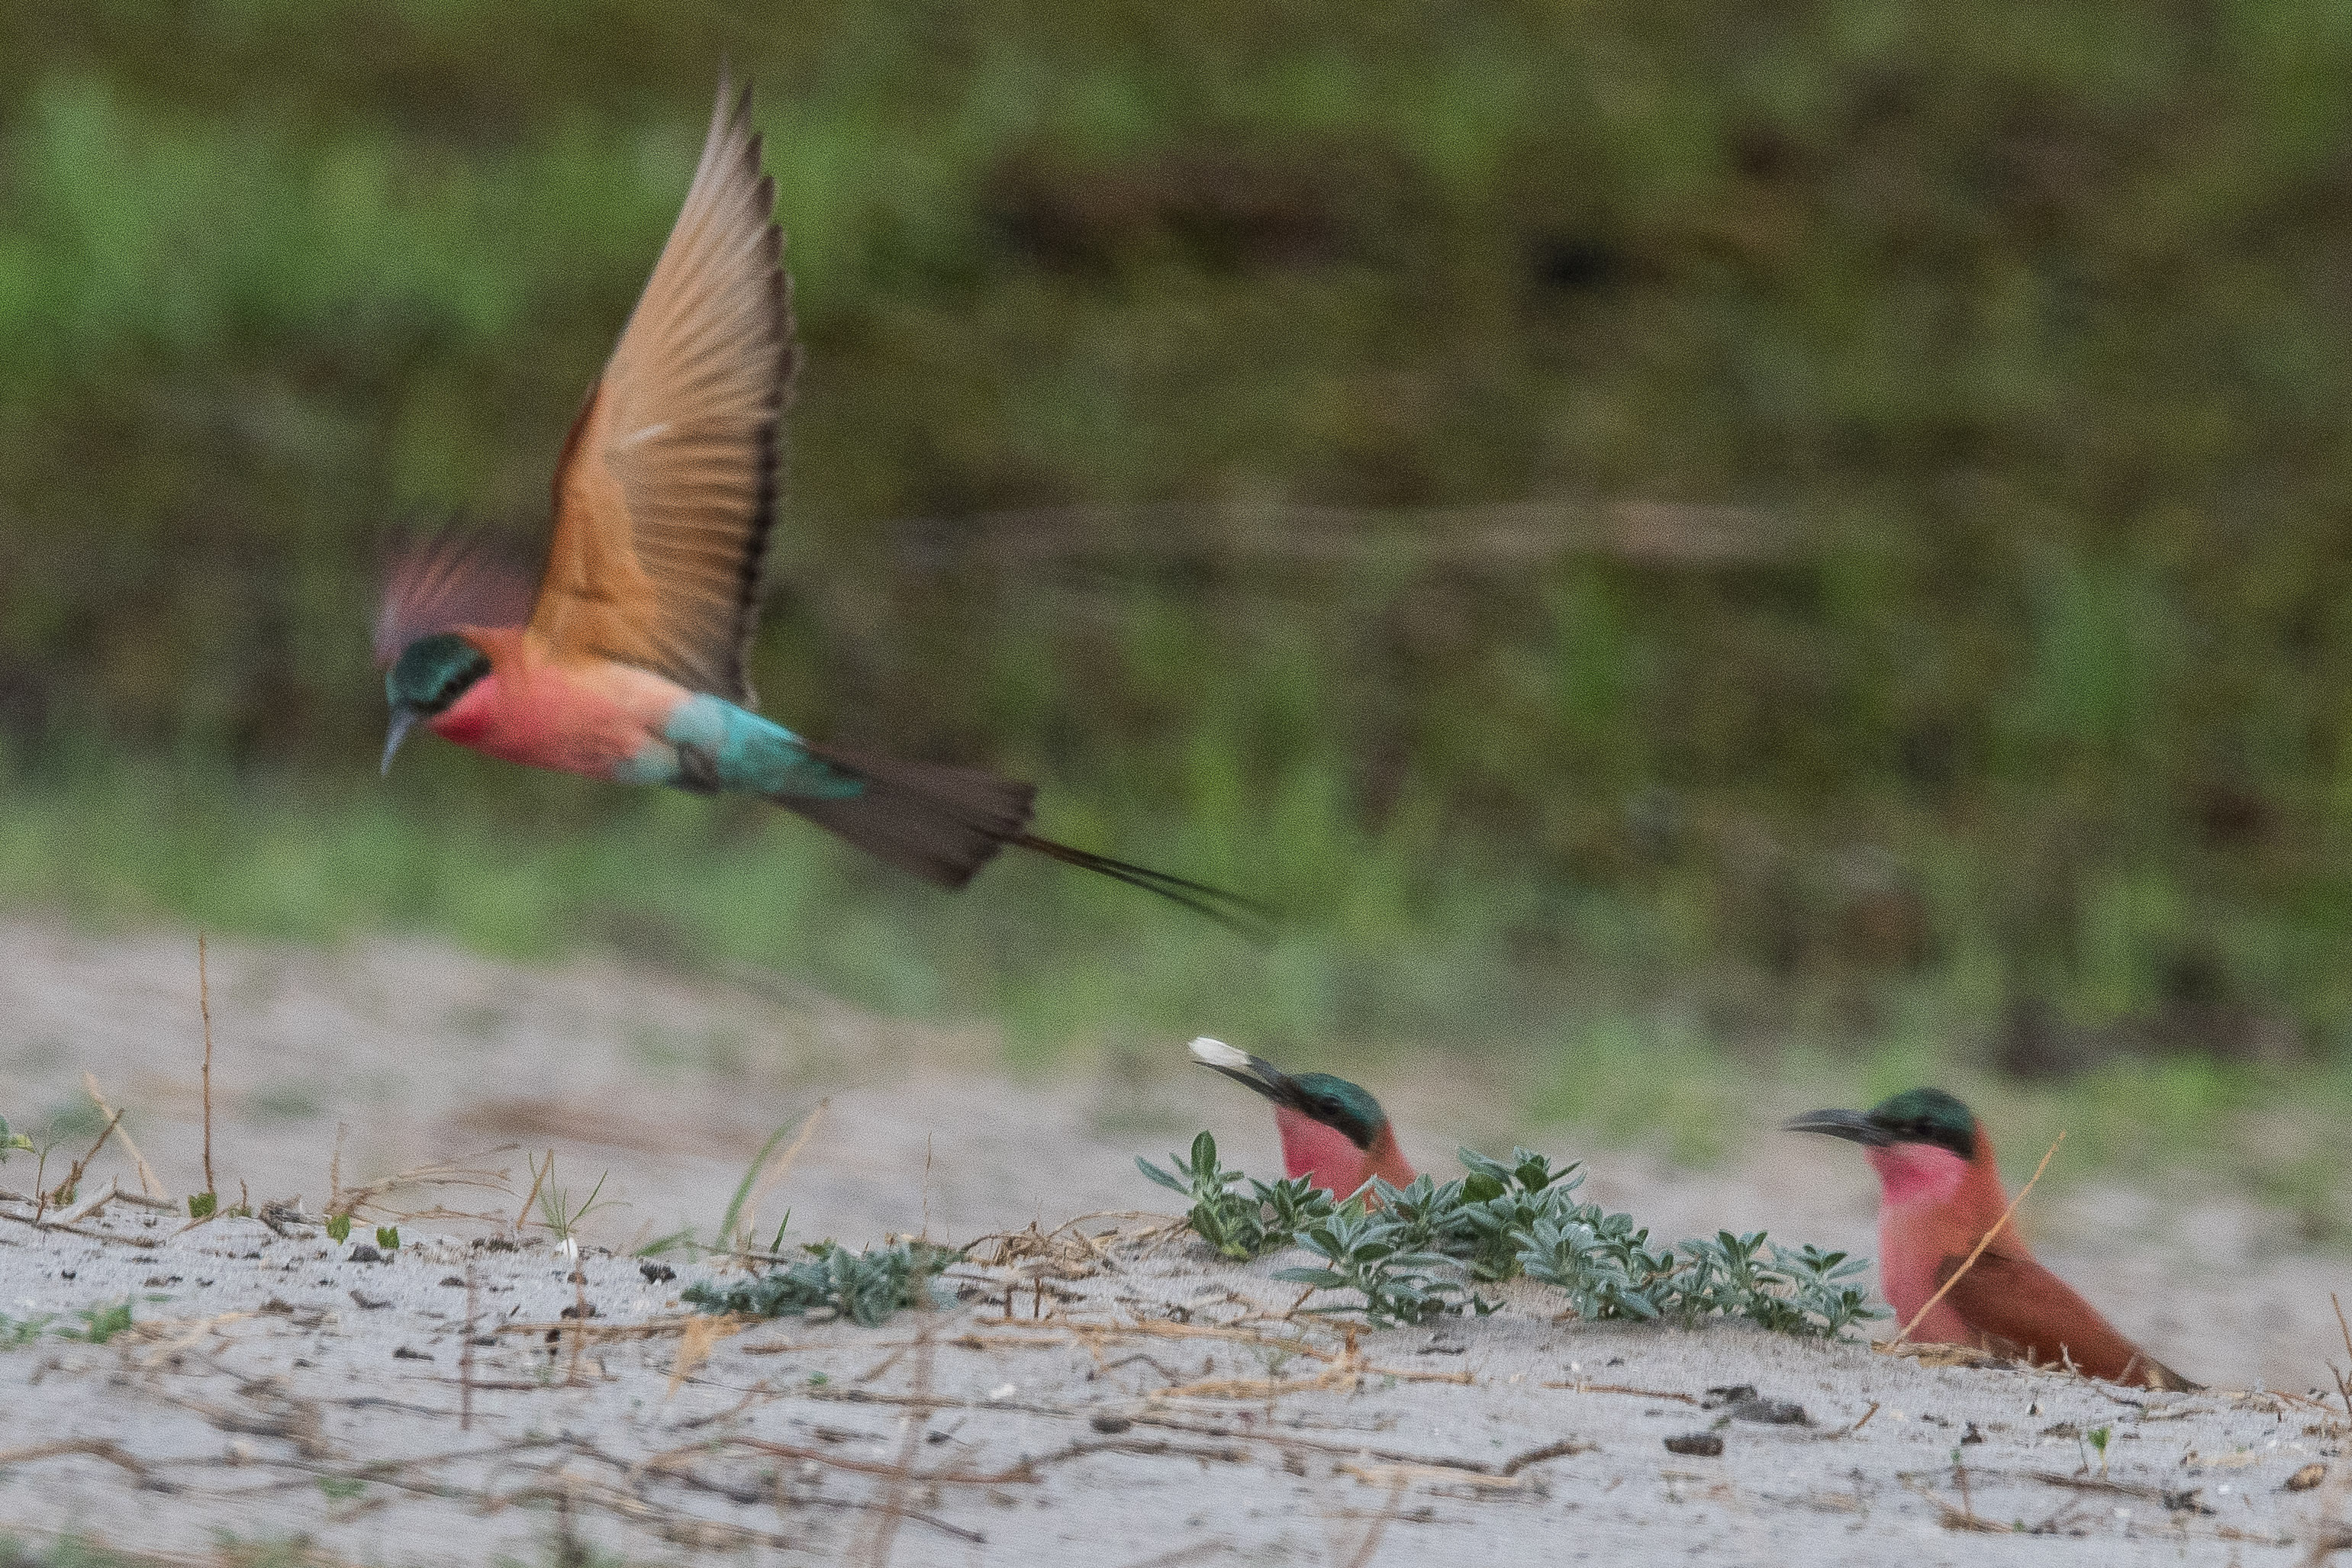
[634,1226,698,1257]
[324,1212,351,1243]
[685,1239,962,1328]
[2087,1424,2112,1477]
[0,1115,31,1159]
[1142,1136,1887,1338]
[187,1192,217,1220]
[1138,1132,1339,1259]
[317,1474,366,1502]
[1276,1203,1463,1326]
[0,1311,55,1347]
[55,1301,134,1344]
[375,1225,400,1251]
[1139,1132,1271,1258]
[531,1154,614,1248]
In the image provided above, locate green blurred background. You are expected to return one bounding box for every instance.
[4,2,2350,1202]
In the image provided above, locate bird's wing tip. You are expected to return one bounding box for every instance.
[1187,1037,1251,1070]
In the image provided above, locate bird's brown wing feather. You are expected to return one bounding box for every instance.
[528,72,797,701]
[373,528,536,668]
[1938,1251,2196,1389]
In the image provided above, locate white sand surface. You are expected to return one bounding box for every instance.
[0,919,2347,1563]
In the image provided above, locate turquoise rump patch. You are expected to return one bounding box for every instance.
[647,695,866,800]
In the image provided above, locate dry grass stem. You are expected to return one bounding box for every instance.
[198,932,216,1197]
[1891,1130,2065,1351]
[2331,1293,2352,1424]
[43,1106,126,1211]
[460,1261,478,1432]
[1339,1474,1408,1565]
[81,1073,162,1196]
[735,1097,827,1250]
[663,1313,738,1399]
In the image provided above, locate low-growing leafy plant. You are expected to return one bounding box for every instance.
[685,1239,962,1328]
[375,1225,401,1251]
[324,1212,351,1243]
[0,1115,30,1159]
[1138,1133,1288,1260]
[1276,1203,1462,1326]
[1145,1136,1887,1339]
[0,1311,54,1347]
[54,1302,134,1344]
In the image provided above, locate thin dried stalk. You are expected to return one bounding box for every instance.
[82,1074,161,1196]
[198,933,215,1197]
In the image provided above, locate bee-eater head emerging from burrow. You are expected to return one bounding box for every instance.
[1786,1087,2196,1390]
[368,70,1264,937]
[1187,1038,1415,1199]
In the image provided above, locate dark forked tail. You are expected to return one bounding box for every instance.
[783,742,1267,935]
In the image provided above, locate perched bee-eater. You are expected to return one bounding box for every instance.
[1787,1087,2195,1389]
[1188,1038,1414,1198]
[375,76,1252,928]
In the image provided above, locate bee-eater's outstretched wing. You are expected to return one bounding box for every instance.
[372,527,536,668]
[529,70,797,704]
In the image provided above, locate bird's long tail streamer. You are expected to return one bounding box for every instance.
[1013,834,1273,940]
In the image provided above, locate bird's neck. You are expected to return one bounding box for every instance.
[1868,1128,2017,1247]
[1864,1142,1977,1209]
[1273,1106,1390,1201]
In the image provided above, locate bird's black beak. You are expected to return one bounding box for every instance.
[1188,1038,1312,1115]
[381,705,420,776]
[1783,1107,1896,1147]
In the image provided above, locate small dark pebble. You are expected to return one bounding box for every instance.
[475,1236,518,1253]
[350,1289,391,1311]
[639,1261,676,1283]
[2165,1486,2218,1513]
[143,1276,181,1287]
[1090,1413,1134,1434]
[469,1334,496,1347]
[1701,1384,1758,1409]
[1664,1433,1724,1457]
[392,1345,431,1360]
[440,1276,466,1287]
[2041,1422,2080,1439]
[58,1270,74,1281]
[259,1298,295,1315]
[559,1302,598,1320]
[926,1430,952,1445]
[1961,1422,1985,1445]
[346,1244,386,1264]
[1727,1396,1808,1426]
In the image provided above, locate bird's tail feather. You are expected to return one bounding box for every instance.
[784,743,1267,935]
[784,743,1036,890]
[1010,833,1271,939]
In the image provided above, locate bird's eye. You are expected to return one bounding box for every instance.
[1317,1096,1343,1116]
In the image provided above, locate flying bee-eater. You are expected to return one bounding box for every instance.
[1787,1087,2196,1389]
[374,75,1255,929]
[1188,1037,1414,1198]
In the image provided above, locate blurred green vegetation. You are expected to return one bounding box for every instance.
[8,1,2352,1135]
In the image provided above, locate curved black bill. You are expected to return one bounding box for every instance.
[1187,1038,1310,1112]
[1783,1107,1895,1147]
[381,706,420,776]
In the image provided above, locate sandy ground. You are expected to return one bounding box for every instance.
[1,918,2348,1563]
